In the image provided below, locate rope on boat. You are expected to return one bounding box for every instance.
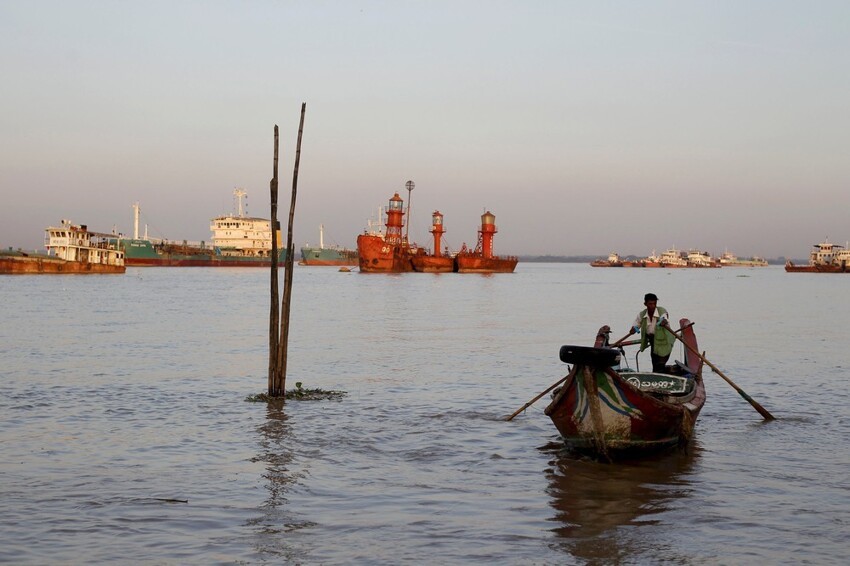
[582,366,610,461]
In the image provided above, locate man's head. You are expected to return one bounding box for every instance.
[644,293,658,306]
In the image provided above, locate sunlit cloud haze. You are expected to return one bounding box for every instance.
[2,1,848,259]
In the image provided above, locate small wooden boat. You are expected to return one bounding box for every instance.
[544,318,705,459]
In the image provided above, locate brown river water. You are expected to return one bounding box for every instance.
[1,263,847,564]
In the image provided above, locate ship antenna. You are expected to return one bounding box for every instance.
[234,188,248,217]
[404,180,415,243]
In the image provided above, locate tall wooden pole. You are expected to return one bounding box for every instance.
[268,125,280,395]
[276,103,306,395]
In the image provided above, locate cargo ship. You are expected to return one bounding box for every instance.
[785,239,850,273]
[590,253,624,267]
[116,190,286,267]
[299,224,358,266]
[621,248,720,268]
[357,190,425,273]
[454,211,518,273]
[719,251,768,267]
[1,220,125,274]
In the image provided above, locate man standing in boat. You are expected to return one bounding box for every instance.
[618,293,674,373]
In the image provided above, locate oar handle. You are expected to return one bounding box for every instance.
[611,332,633,347]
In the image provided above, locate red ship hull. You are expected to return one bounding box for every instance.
[1,255,125,274]
[356,234,423,273]
[455,254,518,273]
[785,262,848,273]
[411,256,455,273]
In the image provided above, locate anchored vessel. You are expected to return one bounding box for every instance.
[544,319,705,459]
[785,239,850,273]
[410,211,455,273]
[590,253,624,267]
[455,211,518,273]
[299,224,358,266]
[1,220,125,274]
[357,185,518,274]
[117,190,286,267]
[719,251,768,267]
[357,190,426,273]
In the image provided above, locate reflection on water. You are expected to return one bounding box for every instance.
[544,442,698,563]
[248,400,312,561]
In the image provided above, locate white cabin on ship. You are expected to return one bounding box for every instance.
[659,248,688,267]
[808,240,843,266]
[46,220,125,266]
[210,189,279,257]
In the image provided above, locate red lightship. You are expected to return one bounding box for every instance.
[411,210,455,273]
[356,190,425,273]
[455,211,518,273]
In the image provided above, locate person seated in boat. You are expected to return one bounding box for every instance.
[621,293,674,373]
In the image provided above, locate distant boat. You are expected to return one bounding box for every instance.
[785,239,850,273]
[719,251,768,267]
[357,190,425,273]
[628,248,720,268]
[454,211,518,273]
[1,220,125,274]
[410,210,455,273]
[685,249,721,268]
[116,190,287,267]
[299,224,358,266]
[357,187,517,274]
[590,253,624,267]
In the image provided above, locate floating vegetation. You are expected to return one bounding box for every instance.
[245,382,347,403]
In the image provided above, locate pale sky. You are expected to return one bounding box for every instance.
[2,1,848,259]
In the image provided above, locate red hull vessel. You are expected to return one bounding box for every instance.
[785,240,849,273]
[411,255,455,273]
[1,220,125,275]
[356,188,425,273]
[0,254,125,274]
[357,233,423,273]
[410,210,455,273]
[357,189,518,274]
[455,254,518,273]
[454,210,518,273]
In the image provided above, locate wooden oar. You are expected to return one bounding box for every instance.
[611,332,632,347]
[506,365,578,421]
[666,324,775,421]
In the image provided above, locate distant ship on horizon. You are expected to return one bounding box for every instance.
[115,189,287,267]
[299,224,358,266]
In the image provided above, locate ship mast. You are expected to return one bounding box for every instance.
[132,202,140,239]
[404,180,414,243]
[320,224,324,249]
[234,188,248,217]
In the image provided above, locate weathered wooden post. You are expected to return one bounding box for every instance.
[276,103,306,395]
[268,125,281,395]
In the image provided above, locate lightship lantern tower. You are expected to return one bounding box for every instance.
[384,193,405,246]
[478,211,498,259]
[430,211,445,256]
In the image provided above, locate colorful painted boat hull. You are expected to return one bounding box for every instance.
[544,319,705,458]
